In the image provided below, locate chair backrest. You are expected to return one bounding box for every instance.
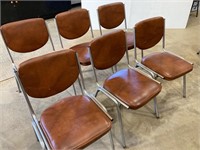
[97,2,126,29]
[18,50,80,98]
[1,18,50,53]
[55,8,92,39]
[89,30,126,70]
[134,16,165,50]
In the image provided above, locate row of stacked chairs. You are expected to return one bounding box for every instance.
[0,2,193,150]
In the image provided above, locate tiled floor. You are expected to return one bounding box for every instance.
[0,13,200,150]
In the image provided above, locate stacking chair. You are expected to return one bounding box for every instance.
[13,49,114,150]
[89,30,162,147]
[55,8,94,66]
[0,18,55,93]
[133,16,193,98]
[97,2,134,50]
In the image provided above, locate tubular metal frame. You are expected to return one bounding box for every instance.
[13,65,51,150]
[54,10,94,95]
[13,52,114,150]
[133,18,193,98]
[88,39,161,148]
[0,21,55,93]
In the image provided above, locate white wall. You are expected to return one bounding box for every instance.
[82,0,193,29]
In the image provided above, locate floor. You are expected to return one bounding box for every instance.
[0,13,200,150]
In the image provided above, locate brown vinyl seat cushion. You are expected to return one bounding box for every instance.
[141,52,193,80]
[70,42,90,66]
[126,31,134,50]
[103,69,162,109]
[40,95,112,150]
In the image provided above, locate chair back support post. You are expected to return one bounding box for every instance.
[13,67,35,117]
[75,52,84,95]
[45,21,55,51]
[88,48,99,84]
[97,10,103,35]
[125,38,130,65]
[14,67,51,149]
[133,28,137,61]
[54,18,64,48]
[123,4,128,30]
[162,18,166,49]
[88,12,94,38]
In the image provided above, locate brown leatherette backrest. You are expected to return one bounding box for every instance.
[1,18,49,53]
[18,50,79,98]
[135,16,164,50]
[56,8,90,39]
[98,2,125,29]
[89,30,126,70]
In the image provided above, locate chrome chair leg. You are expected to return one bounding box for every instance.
[95,89,100,97]
[111,67,115,73]
[154,97,159,118]
[109,130,115,150]
[116,104,126,148]
[32,126,39,142]
[183,75,186,98]
[15,76,21,93]
[72,84,77,95]
[31,121,45,149]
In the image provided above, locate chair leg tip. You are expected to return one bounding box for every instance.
[155,113,160,119]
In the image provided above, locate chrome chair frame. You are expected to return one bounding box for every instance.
[54,9,94,94]
[133,18,193,98]
[0,19,55,93]
[13,51,114,150]
[88,31,161,148]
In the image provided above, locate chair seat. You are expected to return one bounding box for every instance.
[70,42,91,66]
[103,69,162,109]
[40,95,111,150]
[141,52,193,80]
[126,31,134,50]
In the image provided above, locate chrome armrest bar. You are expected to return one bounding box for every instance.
[128,65,161,85]
[134,60,164,79]
[84,90,113,121]
[96,83,129,109]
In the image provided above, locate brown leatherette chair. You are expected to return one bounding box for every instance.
[0,18,55,93]
[14,49,114,150]
[89,30,162,148]
[133,16,193,97]
[55,8,94,66]
[97,2,134,50]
